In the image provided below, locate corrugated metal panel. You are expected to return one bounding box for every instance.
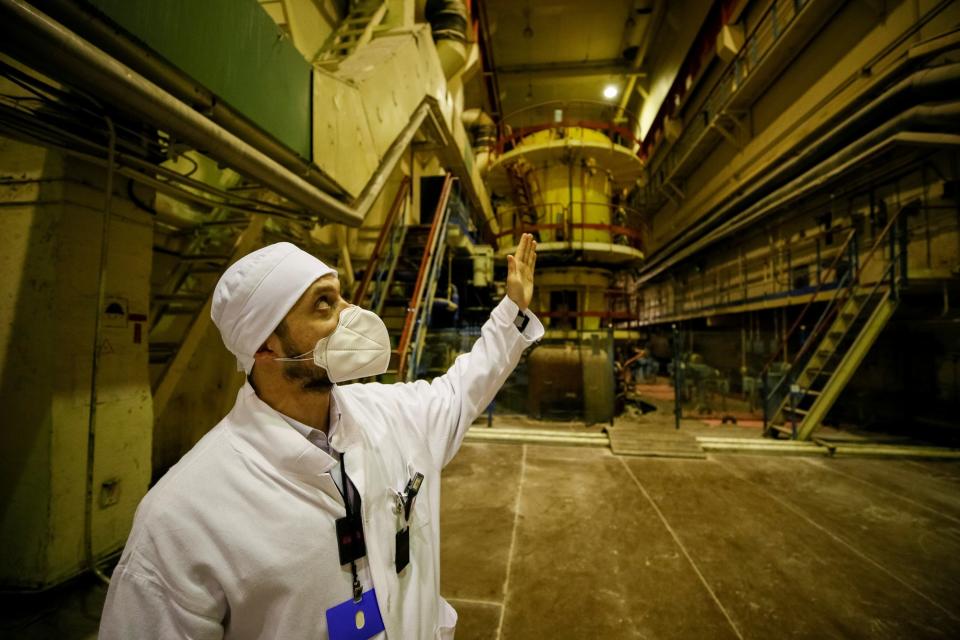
[87,0,312,159]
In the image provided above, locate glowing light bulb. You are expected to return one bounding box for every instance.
[603,84,619,99]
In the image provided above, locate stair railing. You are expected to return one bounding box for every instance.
[395,173,455,379]
[408,184,462,379]
[762,201,912,435]
[352,177,410,308]
[759,226,858,379]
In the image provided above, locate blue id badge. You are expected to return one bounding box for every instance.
[326,588,386,640]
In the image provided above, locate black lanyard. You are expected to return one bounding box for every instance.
[336,453,365,602]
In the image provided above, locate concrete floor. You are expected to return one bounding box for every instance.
[4,442,960,639]
[441,444,960,639]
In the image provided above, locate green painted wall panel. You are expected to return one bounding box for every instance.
[88,0,312,159]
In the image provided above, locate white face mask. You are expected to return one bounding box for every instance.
[275,306,391,383]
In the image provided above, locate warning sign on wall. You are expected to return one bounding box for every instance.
[103,296,128,328]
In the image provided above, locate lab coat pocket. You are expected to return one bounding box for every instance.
[434,597,458,639]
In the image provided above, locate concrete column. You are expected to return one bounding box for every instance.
[0,136,153,589]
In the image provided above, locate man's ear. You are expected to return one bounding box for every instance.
[253,333,281,363]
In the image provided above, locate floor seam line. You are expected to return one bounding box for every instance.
[714,458,960,623]
[799,457,960,525]
[445,596,504,608]
[618,456,745,640]
[496,443,527,640]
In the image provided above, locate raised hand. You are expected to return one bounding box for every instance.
[506,233,537,311]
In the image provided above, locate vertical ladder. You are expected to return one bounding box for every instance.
[504,159,542,238]
[314,1,389,68]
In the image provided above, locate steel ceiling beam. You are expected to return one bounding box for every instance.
[497,59,646,78]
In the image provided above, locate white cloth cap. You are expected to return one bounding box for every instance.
[211,242,335,373]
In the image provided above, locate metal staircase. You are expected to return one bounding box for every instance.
[352,177,411,313]
[149,213,266,416]
[763,202,910,440]
[384,173,456,380]
[314,0,389,68]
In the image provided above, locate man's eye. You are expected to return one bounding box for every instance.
[316,297,331,310]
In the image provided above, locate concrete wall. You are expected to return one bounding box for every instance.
[0,137,153,588]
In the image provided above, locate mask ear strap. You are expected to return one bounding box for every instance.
[273,348,314,362]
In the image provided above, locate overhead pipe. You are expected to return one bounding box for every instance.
[462,108,495,174]
[714,106,960,241]
[0,0,364,225]
[644,124,960,286]
[425,0,469,43]
[425,0,469,79]
[0,0,495,240]
[638,60,960,283]
[643,58,960,275]
[34,0,346,198]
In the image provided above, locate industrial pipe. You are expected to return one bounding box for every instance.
[33,0,346,198]
[665,104,960,274]
[0,0,364,225]
[638,59,960,283]
[719,105,960,238]
[425,0,469,78]
[0,0,497,241]
[425,0,469,43]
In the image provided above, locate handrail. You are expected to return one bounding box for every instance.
[395,173,455,379]
[407,186,459,379]
[496,222,644,245]
[759,226,857,375]
[498,120,643,155]
[789,202,909,371]
[763,268,855,405]
[762,201,910,417]
[495,200,645,219]
[765,260,894,423]
[352,177,410,305]
[644,0,806,171]
[494,200,645,248]
[501,99,641,130]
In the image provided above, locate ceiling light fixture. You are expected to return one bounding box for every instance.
[603,84,619,99]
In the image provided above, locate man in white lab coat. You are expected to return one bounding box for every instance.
[99,234,542,639]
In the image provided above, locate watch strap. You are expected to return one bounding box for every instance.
[514,309,530,333]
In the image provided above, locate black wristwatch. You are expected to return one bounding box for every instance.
[514,309,530,333]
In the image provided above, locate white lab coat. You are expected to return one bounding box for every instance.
[100,297,543,639]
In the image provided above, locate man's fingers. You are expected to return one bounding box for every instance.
[507,254,516,275]
[516,233,529,264]
[521,233,533,264]
[530,245,537,272]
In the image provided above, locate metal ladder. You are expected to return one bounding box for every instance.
[314,0,389,68]
[504,159,542,238]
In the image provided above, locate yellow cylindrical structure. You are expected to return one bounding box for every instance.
[535,268,611,332]
[505,128,617,246]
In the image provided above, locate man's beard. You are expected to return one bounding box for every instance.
[279,336,332,391]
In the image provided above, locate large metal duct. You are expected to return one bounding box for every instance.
[0,0,364,224]
[425,0,469,79]
[33,0,346,198]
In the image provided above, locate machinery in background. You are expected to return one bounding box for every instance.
[483,112,648,423]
